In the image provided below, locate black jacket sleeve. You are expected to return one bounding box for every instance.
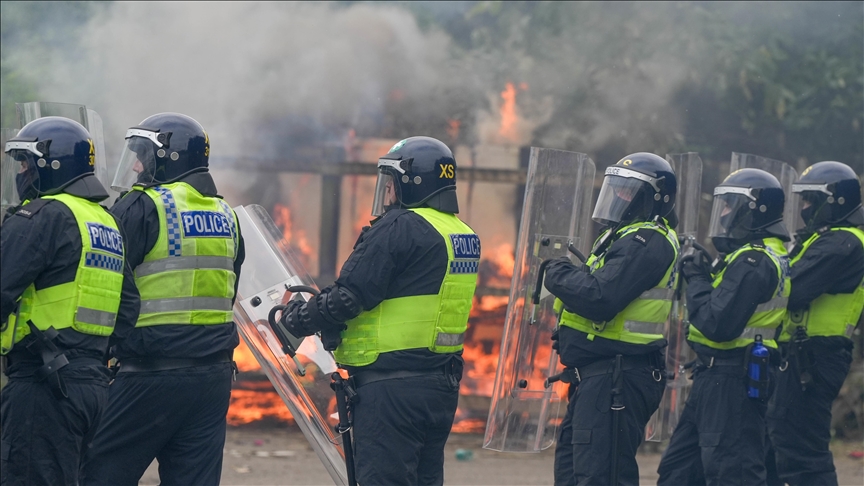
[0,202,63,323]
[109,192,159,338]
[686,249,778,343]
[544,228,676,323]
[787,229,864,312]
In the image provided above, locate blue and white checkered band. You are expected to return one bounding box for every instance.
[449,233,480,274]
[450,234,481,259]
[153,187,182,257]
[216,200,238,256]
[86,223,123,258]
[181,211,233,238]
[85,252,123,273]
[450,260,479,274]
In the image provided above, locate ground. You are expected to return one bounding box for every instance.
[137,425,864,486]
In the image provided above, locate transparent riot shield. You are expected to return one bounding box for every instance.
[644,153,703,442]
[1,128,20,219]
[730,153,800,241]
[15,102,114,200]
[483,148,596,453]
[232,204,348,485]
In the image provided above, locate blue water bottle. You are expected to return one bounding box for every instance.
[748,334,769,399]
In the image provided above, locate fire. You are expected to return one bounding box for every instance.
[499,83,518,141]
[233,338,260,372]
[227,241,517,435]
[446,119,461,141]
[228,388,295,426]
[272,203,314,267]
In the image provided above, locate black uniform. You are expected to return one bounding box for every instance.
[767,228,863,486]
[337,208,463,486]
[81,172,244,486]
[657,249,780,486]
[544,226,674,486]
[0,179,138,486]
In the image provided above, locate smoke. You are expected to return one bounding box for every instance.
[21,2,459,159]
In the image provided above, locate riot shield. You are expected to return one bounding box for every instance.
[483,148,596,453]
[1,128,20,218]
[730,153,800,241]
[15,102,114,199]
[644,153,703,442]
[232,204,348,485]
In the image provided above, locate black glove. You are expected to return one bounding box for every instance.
[320,324,346,351]
[546,255,575,272]
[281,299,318,338]
[680,248,712,282]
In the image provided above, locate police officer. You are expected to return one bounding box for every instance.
[1,117,136,486]
[657,168,791,485]
[82,113,244,485]
[543,153,679,486]
[766,161,864,486]
[275,137,478,485]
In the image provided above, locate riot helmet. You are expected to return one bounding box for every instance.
[792,161,863,230]
[4,117,97,201]
[372,136,459,216]
[112,112,209,191]
[708,168,790,254]
[592,152,677,227]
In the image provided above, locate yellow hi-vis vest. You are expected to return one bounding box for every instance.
[557,220,680,345]
[334,207,480,367]
[1,193,124,354]
[779,227,864,341]
[133,182,238,327]
[688,238,790,350]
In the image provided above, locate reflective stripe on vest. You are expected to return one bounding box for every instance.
[133,183,238,327]
[779,227,864,341]
[688,238,790,350]
[558,220,679,345]
[334,208,479,367]
[1,194,124,354]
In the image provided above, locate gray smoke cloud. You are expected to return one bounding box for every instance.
[28,2,459,159]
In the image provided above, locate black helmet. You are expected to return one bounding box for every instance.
[112,112,209,191]
[792,161,863,229]
[4,116,96,200]
[371,136,459,216]
[592,152,677,227]
[708,168,790,253]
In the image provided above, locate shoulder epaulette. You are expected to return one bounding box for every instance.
[13,198,52,219]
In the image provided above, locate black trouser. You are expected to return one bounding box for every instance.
[553,365,666,486]
[766,345,852,486]
[1,364,110,486]
[657,363,769,486]
[81,362,233,486]
[351,372,459,486]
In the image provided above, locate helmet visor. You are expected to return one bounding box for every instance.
[592,174,648,225]
[112,133,157,191]
[371,171,400,217]
[707,186,756,239]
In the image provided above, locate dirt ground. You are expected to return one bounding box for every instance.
[137,425,864,486]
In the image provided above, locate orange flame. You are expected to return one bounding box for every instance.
[446,119,461,141]
[228,388,295,426]
[499,82,518,141]
[272,203,314,267]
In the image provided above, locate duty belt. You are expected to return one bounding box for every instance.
[349,364,455,390]
[694,353,745,368]
[118,351,233,373]
[546,353,659,387]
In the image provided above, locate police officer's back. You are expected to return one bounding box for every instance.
[0,117,135,486]
[767,161,864,486]
[276,137,479,486]
[82,113,244,486]
[658,168,791,486]
[543,153,679,486]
